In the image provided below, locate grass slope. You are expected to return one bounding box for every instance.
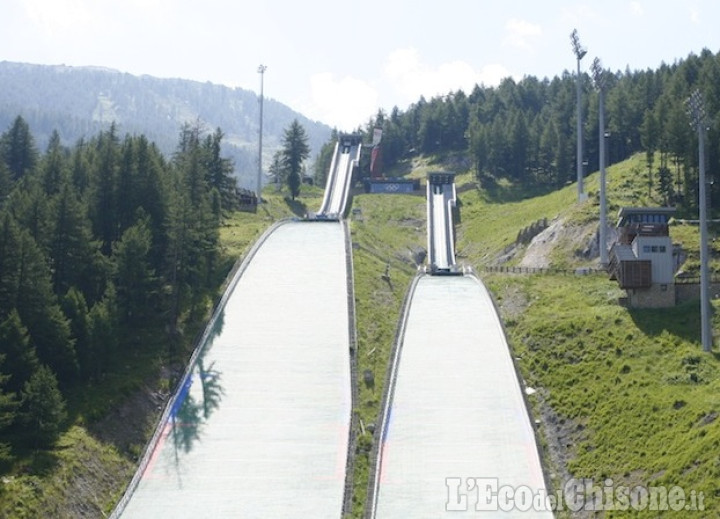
[457,155,720,516]
[346,191,426,515]
[349,152,720,517]
[487,274,719,516]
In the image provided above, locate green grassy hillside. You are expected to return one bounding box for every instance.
[347,152,720,517]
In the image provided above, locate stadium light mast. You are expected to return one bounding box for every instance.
[257,64,267,204]
[686,89,712,352]
[591,57,609,266]
[571,29,587,202]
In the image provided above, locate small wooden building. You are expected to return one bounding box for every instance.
[609,207,676,307]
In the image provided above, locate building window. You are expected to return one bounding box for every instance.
[642,244,667,253]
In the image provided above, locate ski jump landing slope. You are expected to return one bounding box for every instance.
[370,274,552,517]
[113,221,352,518]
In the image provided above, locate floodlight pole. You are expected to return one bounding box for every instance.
[591,57,608,266]
[257,64,267,204]
[571,29,587,202]
[686,89,712,352]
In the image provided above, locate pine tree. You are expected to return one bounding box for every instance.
[287,166,301,201]
[467,116,488,178]
[49,180,96,295]
[203,128,236,213]
[113,216,156,323]
[87,287,118,379]
[0,355,18,465]
[508,110,529,179]
[0,310,40,394]
[15,230,77,383]
[165,123,221,336]
[18,364,67,447]
[133,135,168,270]
[60,288,91,380]
[281,120,310,200]
[0,116,38,180]
[0,161,11,208]
[116,135,139,234]
[90,125,120,255]
[70,138,91,193]
[8,176,51,250]
[640,109,659,198]
[538,119,558,180]
[269,151,284,190]
[41,130,67,196]
[658,166,674,206]
[0,211,21,315]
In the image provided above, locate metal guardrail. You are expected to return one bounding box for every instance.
[342,220,360,518]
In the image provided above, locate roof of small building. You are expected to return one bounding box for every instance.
[616,206,676,227]
[617,206,676,217]
[613,243,637,262]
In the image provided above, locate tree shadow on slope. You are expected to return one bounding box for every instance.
[284,196,308,217]
[479,172,565,204]
[384,160,413,178]
[0,442,60,483]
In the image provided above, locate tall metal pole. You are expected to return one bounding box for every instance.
[686,89,712,352]
[257,64,267,204]
[599,89,607,264]
[592,57,608,266]
[571,29,587,202]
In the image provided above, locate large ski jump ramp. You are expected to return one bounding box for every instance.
[316,134,361,219]
[427,173,457,273]
[369,171,552,517]
[113,221,352,518]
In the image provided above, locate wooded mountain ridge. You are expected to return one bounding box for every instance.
[369,48,720,218]
[0,61,332,190]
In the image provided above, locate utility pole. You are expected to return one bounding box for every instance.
[591,57,609,266]
[686,89,712,352]
[571,29,587,202]
[257,64,267,204]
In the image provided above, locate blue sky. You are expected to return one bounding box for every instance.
[2,0,719,131]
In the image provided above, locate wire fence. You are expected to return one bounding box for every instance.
[675,275,720,284]
[482,265,720,285]
[482,265,607,276]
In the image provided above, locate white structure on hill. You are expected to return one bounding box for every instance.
[609,207,676,308]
